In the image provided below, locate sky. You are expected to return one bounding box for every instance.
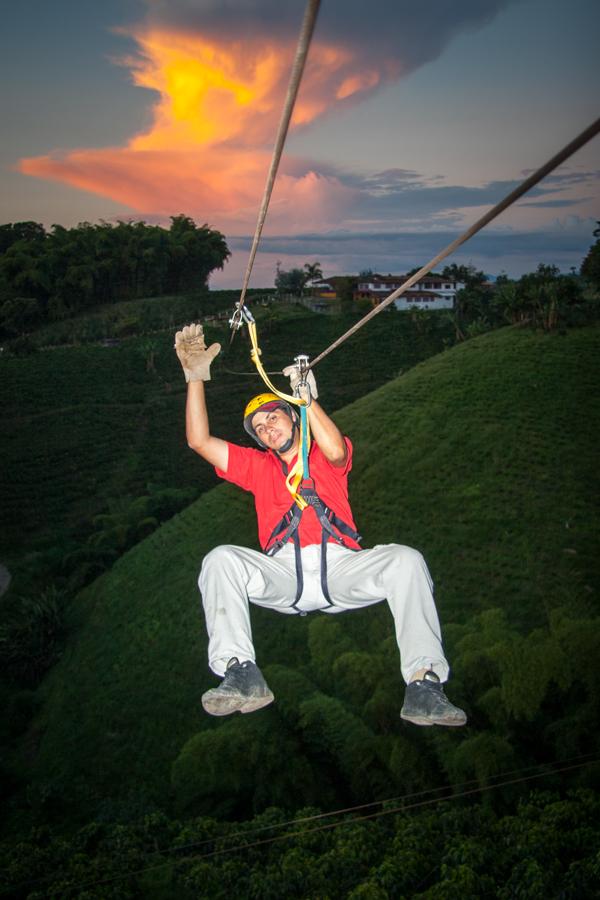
[1,0,598,287]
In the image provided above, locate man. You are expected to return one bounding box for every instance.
[175,323,466,727]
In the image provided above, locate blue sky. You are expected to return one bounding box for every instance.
[1,0,598,286]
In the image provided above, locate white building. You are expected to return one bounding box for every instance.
[354,275,465,310]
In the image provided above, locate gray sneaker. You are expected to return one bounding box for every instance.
[400,671,467,727]
[201,657,275,716]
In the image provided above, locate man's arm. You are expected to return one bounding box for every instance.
[305,400,347,466]
[283,365,348,467]
[175,323,228,471]
[186,381,229,471]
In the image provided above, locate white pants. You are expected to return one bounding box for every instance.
[198,542,450,684]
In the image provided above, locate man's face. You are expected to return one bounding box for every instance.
[251,406,296,452]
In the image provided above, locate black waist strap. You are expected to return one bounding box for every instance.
[264,484,361,608]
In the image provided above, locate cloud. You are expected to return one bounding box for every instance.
[18,0,517,230]
[19,0,596,285]
[142,0,513,72]
[230,219,596,257]
[518,198,587,208]
[20,146,272,219]
[215,215,597,284]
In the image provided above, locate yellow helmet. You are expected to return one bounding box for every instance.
[243,392,281,421]
[243,392,298,449]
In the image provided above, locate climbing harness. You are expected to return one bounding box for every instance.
[241,356,361,609]
[264,460,362,610]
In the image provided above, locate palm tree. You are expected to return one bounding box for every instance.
[303,261,323,288]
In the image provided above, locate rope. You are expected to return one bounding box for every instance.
[237,0,321,312]
[6,754,596,896]
[246,317,305,406]
[309,115,600,368]
[243,315,311,507]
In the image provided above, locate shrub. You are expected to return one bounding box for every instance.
[0,587,67,686]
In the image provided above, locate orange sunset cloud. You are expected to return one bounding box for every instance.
[18,26,393,230]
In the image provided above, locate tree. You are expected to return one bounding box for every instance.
[335,275,357,302]
[167,215,230,293]
[274,264,307,296]
[275,260,325,296]
[0,587,67,686]
[492,280,526,325]
[442,262,487,287]
[581,221,600,290]
[490,264,585,330]
[518,264,583,330]
[0,238,50,306]
[0,216,230,331]
[303,261,323,285]
[0,297,42,336]
[0,221,46,254]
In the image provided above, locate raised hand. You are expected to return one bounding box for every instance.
[174,323,221,382]
[283,363,318,401]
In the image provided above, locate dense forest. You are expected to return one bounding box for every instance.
[0,223,599,897]
[0,216,229,336]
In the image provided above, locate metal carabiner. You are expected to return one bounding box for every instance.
[229,304,255,331]
[294,354,312,405]
[294,354,310,385]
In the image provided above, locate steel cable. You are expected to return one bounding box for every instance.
[309,116,600,368]
[237,0,321,312]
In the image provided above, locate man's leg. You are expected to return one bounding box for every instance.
[323,543,466,726]
[324,543,448,681]
[199,543,298,676]
[198,544,298,716]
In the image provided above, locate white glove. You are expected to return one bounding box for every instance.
[174,323,221,382]
[283,363,318,401]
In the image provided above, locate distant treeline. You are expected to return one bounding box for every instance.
[0,215,230,335]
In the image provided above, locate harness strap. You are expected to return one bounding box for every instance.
[264,482,361,609]
[264,504,303,555]
[301,486,362,545]
[287,530,304,606]
[320,529,333,606]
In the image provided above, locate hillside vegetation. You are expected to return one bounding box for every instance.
[16,324,599,825]
[0,304,453,587]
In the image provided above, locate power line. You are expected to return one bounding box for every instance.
[161,758,598,865]
[3,753,597,897]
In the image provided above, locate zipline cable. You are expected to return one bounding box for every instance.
[236,0,321,314]
[309,115,600,368]
[4,754,597,896]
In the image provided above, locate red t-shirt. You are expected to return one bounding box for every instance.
[215,438,361,550]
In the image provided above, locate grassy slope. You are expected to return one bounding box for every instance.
[0,306,452,562]
[25,325,600,808]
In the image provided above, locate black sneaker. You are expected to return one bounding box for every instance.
[400,670,467,727]
[202,657,275,716]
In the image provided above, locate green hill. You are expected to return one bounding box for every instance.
[0,305,453,584]
[14,325,600,823]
